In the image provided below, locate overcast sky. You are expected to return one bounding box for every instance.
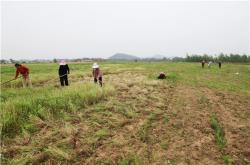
[1,1,249,60]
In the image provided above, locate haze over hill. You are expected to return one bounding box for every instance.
[109,53,169,60]
[109,53,140,60]
[151,54,167,59]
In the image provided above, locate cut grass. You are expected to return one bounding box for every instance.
[45,146,71,161]
[138,113,157,143]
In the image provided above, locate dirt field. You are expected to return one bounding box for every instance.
[1,62,250,164]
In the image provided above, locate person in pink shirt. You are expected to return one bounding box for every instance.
[92,63,103,87]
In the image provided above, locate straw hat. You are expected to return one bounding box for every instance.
[59,60,66,65]
[92,63,99,69]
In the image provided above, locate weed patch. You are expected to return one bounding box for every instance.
[210,113,226,149]
[163,115,169,124]
[222,155,234,165]
[95,129,110,140]
[118,155,141,165]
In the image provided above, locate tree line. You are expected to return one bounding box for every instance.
[185,53,250,63]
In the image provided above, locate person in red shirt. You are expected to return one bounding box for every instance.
[92,63,102,87]
[14,63,32,87]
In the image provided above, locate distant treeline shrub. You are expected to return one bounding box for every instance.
[185,53,250,63]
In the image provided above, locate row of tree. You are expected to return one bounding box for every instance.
[185,53,250,63]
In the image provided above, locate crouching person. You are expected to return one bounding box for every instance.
[14,63,32,88]
[92,63,102,87]
[58,60,70,86]
[158,72,166,79]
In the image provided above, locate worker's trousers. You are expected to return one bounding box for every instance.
[60,75,69,86]
[94,77,102,87]
[22,75,32,88]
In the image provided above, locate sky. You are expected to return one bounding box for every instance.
[1,1,249,60]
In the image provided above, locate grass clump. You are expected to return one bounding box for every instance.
[163,115,169,124]
[222,155,234,165]
[95,129,110,140]
[116,104,137,119]
[118,155,141,165]
[166,72,179,83]
[210,113,226,148]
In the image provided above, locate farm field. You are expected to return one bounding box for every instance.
[0,62,250,164]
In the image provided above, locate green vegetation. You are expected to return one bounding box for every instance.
[223,155,234,165]
[210,113,226,149]
[95,129,110,140]
[210,114,236,164]
[163,115,169,124]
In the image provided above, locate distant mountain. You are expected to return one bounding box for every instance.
[109,53,140,60]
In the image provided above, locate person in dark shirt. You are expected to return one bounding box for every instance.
[201,60,205,68]
[58,60,70,86]
[218,61,222,69]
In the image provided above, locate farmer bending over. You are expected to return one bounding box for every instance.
[14,63,32,88]
[158,72,166,79]
[92,63,102,87]
[58,60,70,86]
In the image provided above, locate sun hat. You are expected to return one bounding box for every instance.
[92,63,99,69]
[59,60,66,65]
